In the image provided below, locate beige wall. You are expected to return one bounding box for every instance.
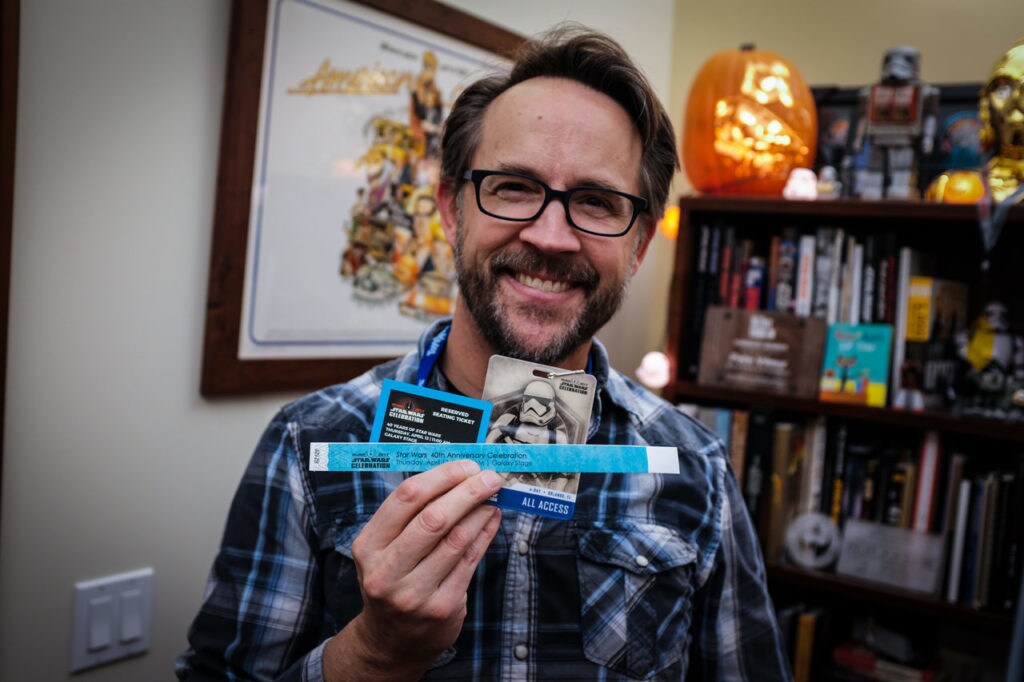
[0,1,1021,680]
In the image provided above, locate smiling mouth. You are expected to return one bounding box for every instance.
[516,273,571,293]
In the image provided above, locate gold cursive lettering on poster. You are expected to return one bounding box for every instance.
[288,58,412,95]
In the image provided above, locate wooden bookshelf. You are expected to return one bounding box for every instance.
[664,194,1024,674]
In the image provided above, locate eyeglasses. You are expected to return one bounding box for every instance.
[462,169,648,237]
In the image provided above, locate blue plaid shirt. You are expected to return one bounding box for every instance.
[177,321,790,681]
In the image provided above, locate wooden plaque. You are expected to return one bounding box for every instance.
[697,306,827,398]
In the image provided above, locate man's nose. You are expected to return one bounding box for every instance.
[517,198,582,253]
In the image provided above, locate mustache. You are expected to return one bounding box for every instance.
[489,247,599,289]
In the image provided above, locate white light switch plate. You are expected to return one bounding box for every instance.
[70,567,153,673]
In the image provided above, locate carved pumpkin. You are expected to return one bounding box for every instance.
[683,44,817,195]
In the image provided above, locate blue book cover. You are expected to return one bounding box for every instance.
[819,323,893,407]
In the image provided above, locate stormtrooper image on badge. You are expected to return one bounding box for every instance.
[482,356,597,500]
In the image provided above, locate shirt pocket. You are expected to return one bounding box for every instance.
[574,521,698,680]
[319,511,371,637]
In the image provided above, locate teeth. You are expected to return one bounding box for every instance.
[517,273,570,293]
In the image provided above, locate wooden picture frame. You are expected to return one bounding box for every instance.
[201,0,523,395]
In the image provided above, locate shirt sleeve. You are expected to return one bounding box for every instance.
[176,411,327,682]
[687,467,793,682]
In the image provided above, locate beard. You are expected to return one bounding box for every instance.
[452,220,631,366]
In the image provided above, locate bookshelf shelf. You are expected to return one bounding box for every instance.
[671,380,1024,442]
[768,565,1013,635]
[664,194,1024,676]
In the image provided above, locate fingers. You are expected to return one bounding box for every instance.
[358,460,488,550]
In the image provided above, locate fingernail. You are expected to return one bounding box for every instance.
[461,460,481,476]
[482,470,502,489]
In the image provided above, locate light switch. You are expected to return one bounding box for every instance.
[70,567,153,673]
[119,588,143,643]
[87,595,114,651]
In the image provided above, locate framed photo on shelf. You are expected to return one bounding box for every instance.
[200,0,523,395]
[810,83,983,197]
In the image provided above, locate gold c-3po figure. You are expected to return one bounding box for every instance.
[928,37,1024,205]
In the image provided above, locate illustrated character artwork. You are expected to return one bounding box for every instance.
[486,380,570,445]
[850,46,940,199]
[338,49,457,319]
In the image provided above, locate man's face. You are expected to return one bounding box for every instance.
[439,77,651,365]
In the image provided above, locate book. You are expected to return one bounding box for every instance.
[766,234,781,311]
[683,222,713,378]
[797,416,827,515]
[833,641,937,682]
[902,276,969,409]
[743,256,765,310]
[743,409,775,526]
[890,247,934,410]
[945,477,972,602]
[812,226,839,319]
[823,421,849,525]
[774,227,798,313]
[826,228,846,324]
[860,233,877,324]
[795,233,816,316]
[874,233,898,324]
[911,430,942,533]
[728,409,749,489]
[765,421,797,565]
[974,471,999,608]
[819,323,894,407]
[792,608,821,682]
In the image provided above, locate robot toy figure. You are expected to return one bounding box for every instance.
[851,46,939,199]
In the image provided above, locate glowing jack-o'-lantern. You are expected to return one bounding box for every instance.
[683,44,817,195]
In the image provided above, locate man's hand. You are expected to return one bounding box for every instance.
[323,460,504,681]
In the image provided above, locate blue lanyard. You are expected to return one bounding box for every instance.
[417,322,451,387]
[415,321,594,387]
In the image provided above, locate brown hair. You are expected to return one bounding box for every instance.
[440,24,679,228]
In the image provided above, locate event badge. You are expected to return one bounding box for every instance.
[480,355,597,519]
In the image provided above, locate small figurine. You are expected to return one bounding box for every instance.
[954,301,1024,416]
[782,167,818,199]
[816,165,842,199]
[850,46,940,199]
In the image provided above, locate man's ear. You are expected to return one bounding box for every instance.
[630,219,655,276]
[436,179,459,245]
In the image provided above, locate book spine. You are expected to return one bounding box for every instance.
[795,234,816,316]
[729,409,750,489]
[684,222,713,379]
[775,229,798,314]
[860,233,876,324]
[945,478,972,602]
[912,430,941,533]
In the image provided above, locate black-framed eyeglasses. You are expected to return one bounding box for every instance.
[462,169,648,237]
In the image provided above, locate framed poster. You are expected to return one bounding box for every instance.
[201,0,523,394]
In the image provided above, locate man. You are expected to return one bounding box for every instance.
[178,25,789,681]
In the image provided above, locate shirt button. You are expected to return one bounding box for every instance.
[514,644,528,660]
[635,554,650,568]
[517,540,529,555]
